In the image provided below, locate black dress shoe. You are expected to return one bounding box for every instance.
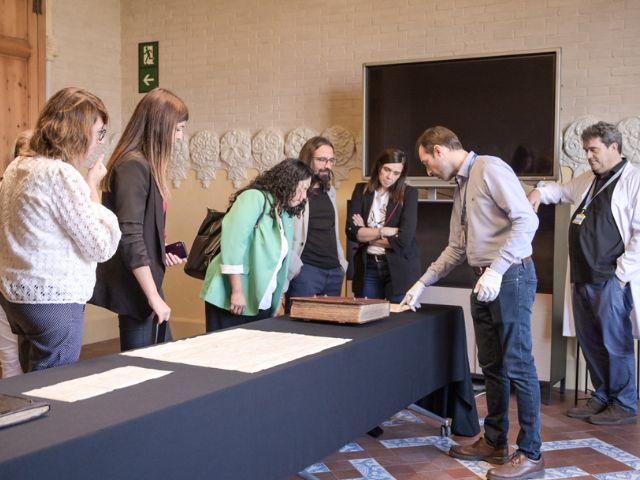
[366,426,384,438]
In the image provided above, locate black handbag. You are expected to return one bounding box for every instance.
[183,208,224,279]
[184,191,268,280]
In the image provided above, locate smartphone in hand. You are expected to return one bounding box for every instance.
[165,241,188,259]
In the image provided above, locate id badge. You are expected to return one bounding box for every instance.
[572,212,586,225]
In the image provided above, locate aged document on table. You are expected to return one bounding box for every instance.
[123,328,352,373]
[23,366,172,402]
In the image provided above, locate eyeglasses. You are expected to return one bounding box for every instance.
[97,127,107,142]
[313,156,336,166]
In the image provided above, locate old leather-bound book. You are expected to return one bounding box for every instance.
[289,296,390,324]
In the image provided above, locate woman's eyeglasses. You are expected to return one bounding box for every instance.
[97,127,107,142]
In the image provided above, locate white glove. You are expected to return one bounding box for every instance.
[399,281,426,311]
[473,267,502,302]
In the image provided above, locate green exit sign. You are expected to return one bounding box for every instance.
[138,41,159,93]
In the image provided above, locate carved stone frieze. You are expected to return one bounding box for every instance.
[560,116,598,176]
[322,126,358,187]
[190,130,220,188]
[220,130,252,188]
[252,129,284,172]
[168,135,190,188]
[167,118,640,191]
[284,127,317,158]
[617,116,640,166]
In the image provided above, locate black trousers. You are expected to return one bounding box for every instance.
[118,313,173,352]
[204,302,271,333]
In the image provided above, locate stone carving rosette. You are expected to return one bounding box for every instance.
[252,129,284,172]
[617,116,640,166]
[220,130,252,188]
[168,135,190,188]
[322,125,358,186]
[284,127,317,158]
[190,130,220,188]
[560,116,598,176]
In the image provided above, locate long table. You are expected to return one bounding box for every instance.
[0,305,479,480]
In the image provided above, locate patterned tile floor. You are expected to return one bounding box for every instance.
[81,340,640,480]
[287,391,640,480]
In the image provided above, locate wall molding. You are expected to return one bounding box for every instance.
[167,124,362,189]
[89,117,640,190]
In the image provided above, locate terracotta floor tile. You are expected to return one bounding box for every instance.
[333,468,363,479]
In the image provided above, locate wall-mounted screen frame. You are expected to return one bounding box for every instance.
[362,49,561,187]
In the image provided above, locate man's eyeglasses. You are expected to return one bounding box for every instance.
[313,156,336,166]
[97,127,107,142]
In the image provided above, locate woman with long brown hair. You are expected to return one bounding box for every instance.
[0,87,121,372]
[346,148,421,302]
[91,87,189,351]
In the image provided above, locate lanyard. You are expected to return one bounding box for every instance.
[580,162,626,213]
[459,153,478,227]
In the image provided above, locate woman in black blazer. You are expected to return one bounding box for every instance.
[91,88,189,351]
[346,148,421,303]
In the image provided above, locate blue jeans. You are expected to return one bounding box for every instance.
[572,278,637,413]
[118,313,173,352]
[362,255,404,303]
[470,260,541,459]
[285,264,344,313]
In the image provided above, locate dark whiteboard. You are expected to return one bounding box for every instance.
[363,51,559,184]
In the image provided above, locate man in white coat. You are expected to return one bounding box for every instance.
[529,121,639,425]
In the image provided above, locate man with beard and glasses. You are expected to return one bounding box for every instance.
[285,136,348,313]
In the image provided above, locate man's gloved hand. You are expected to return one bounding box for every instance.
[473,267,502,302]
[399,281,426,311]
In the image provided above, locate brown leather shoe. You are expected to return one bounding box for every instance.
[487,452,544,480]
[448,437,509,464]
[566,397,606,419]
[588,403,638,425]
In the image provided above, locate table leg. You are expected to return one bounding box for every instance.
[409,403,452,437]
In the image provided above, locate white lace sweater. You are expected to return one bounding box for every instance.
[0,156,121,303]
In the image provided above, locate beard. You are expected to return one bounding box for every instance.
[314,169,333,192]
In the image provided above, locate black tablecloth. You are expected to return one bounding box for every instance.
[0,305,479,480]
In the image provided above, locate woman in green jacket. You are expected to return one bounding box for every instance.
[201,159,313,331]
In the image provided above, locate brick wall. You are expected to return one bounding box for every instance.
[48,1,640,356]
[50,0,122,131]
[116,0,640,330]
[120,0,640,134]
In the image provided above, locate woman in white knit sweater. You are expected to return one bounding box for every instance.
[0,129,32,378]
[0,87,121,372]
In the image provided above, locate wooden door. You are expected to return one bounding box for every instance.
[0,0,45,174]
